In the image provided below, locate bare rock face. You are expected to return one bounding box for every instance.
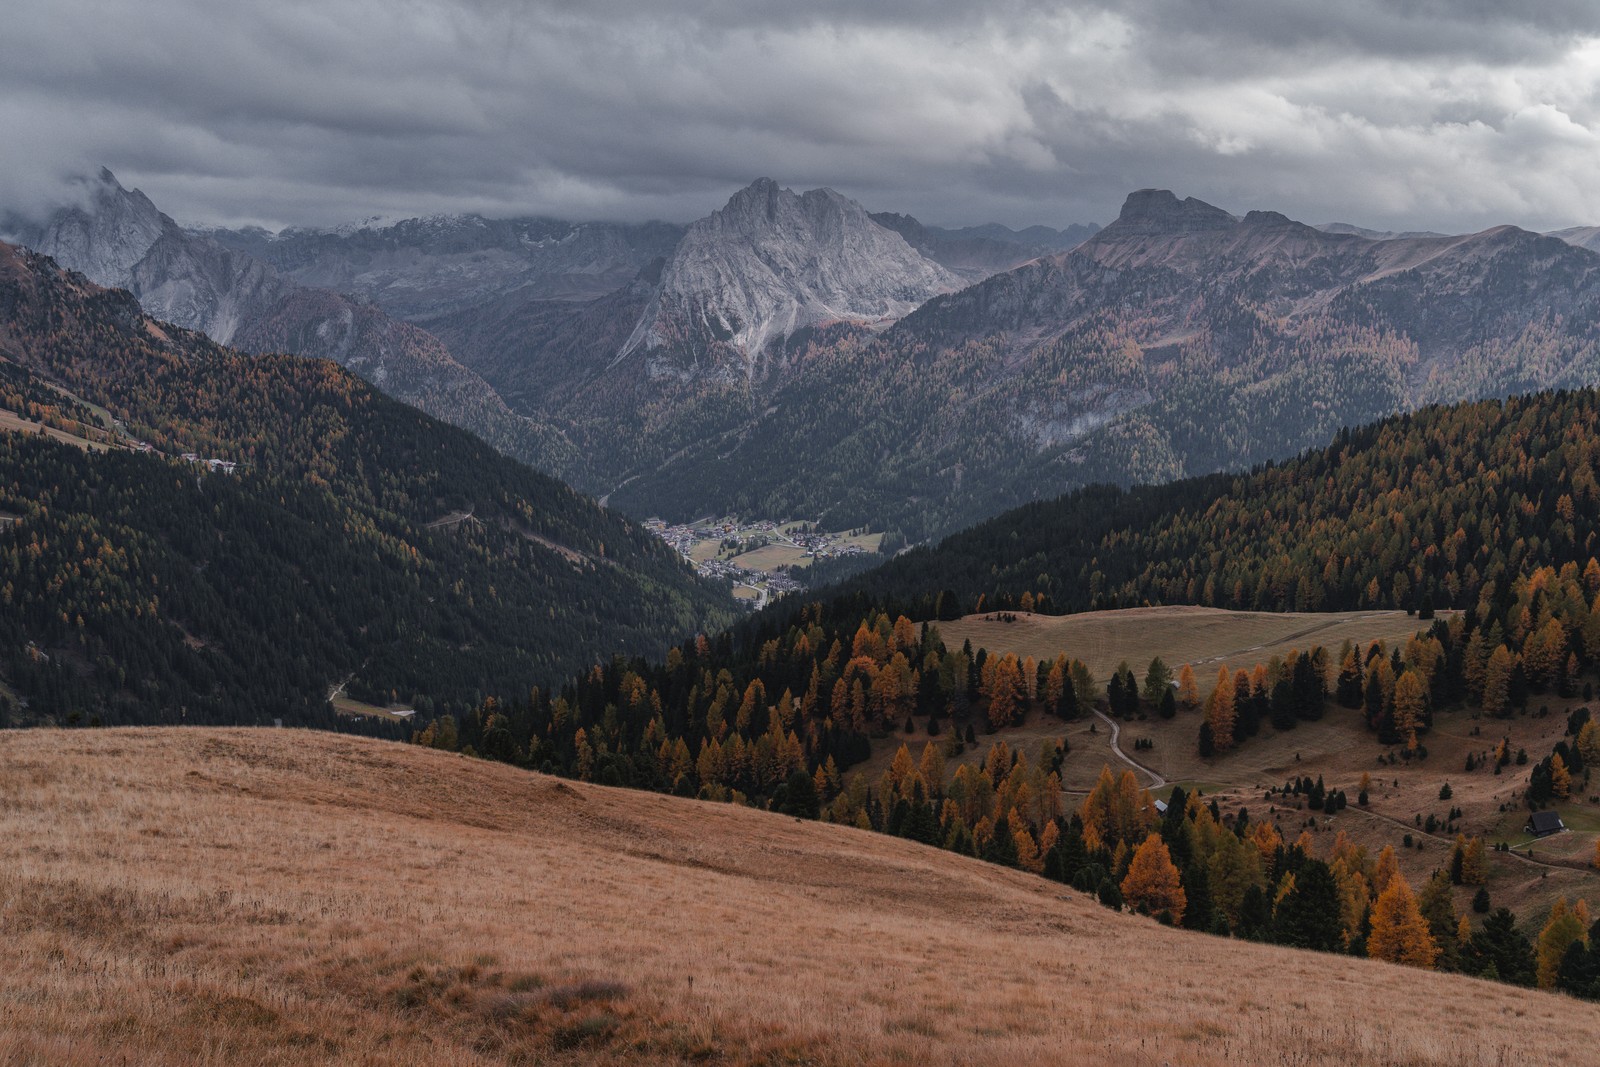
[23,169,302,342]
[620,178,962,381]
[1109,188,1239,235]
[20,168,169,290]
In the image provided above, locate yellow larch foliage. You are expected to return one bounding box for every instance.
[1551,753,1572,800]
[1250,820,1283,866]
[1120,833,1186,924]
[1367,876,1439,970]
[1373,845,1399,896]
[1535,899,1588,990]
[1177,664,1199,709]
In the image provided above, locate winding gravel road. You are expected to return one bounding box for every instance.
[1094,708,1167,789]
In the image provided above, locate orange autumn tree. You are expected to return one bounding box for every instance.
[1079,766,1156,852]
[1121,833,1186,924]
[1202,666,1236,751]
[1367,875,1439,970]
[1393,671,1426,751]
[1176,664,1199,709]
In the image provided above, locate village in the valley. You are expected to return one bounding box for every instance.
[644,517,883,608]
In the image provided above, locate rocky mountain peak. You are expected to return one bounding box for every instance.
[620,179,961,379]
[27,168,172,289]
[1110,189,1239,234]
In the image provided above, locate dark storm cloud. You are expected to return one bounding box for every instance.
[2,1,1597,233]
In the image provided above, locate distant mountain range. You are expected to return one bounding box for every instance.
[589,188,1600,538]
[201,211,684,315]
[10,172,1600,548]
[4,170,575,472]
[5,172,1092,501]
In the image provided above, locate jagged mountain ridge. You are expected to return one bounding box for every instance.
[8,170,576,476]
[595,188,1600,537]
[617,178,963,382]
[204,212,685,317]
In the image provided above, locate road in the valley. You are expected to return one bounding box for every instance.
[1094,708,1167,789]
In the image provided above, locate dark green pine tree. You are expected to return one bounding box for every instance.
[1159,688,1177,720]
[1059,815,1089,882]
[1270,680,1298,731]
[1336,651,1365,708]
[1471,908,1537,986]
[1180,861,1214,932]
[1236,884,1273,941]
[984,813,1019,868]
[1271,860,1344,952]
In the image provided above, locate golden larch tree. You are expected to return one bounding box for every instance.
[1535,898,1589,990]
[1177,664,1199,709]
[1481,645,1515,716]
[1551,753,1572,800]
[1393,671,1426,751]
[1458,835,1488,886]
[1367,875,1439,970]
[1372,845,1400,897]
[1203,667,1237,750]
[1121,833,1186,924]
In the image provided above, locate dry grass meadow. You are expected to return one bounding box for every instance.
[937,606,1448,688]
[0,408,117,453]
[2,728,1595,1066]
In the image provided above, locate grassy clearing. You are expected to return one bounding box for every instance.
[2,728,1592,1066]
[330,695,415,722]
[866,607,1598,923]
[0,408,118,453]
[728,544,812,571]
[838,531,884,552]
[938,606,1447,687]
[686,540,724,563]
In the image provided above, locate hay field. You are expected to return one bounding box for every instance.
[938,606,1446,686]
[0,408,117,452]
[726,544,811,571]
[1,728,1594,1066]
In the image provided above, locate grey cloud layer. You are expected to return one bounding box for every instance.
[3,1,1597,231]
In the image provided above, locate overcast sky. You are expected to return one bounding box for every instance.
[4,1,1599,233]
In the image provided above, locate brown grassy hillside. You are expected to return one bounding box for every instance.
[1,728,1593,1066]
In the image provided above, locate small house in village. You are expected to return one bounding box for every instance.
[1525,811,1566,838]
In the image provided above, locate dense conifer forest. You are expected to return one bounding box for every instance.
[0,243,733,728]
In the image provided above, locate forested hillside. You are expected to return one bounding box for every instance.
[404,385,1600,997]
[829,390,1600,619]
[0,242,733,728]
[410,387,1600,800]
